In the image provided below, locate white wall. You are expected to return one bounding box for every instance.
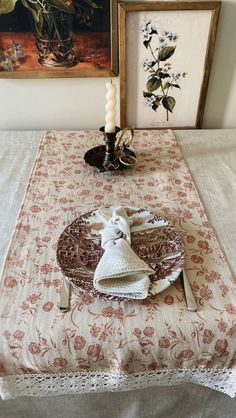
[203,0,236,128]
[0,0,235,130]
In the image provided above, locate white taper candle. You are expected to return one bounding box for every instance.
[105,81,116,133]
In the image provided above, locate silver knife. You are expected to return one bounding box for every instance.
[180,269,198,312]
[59,276,71,312]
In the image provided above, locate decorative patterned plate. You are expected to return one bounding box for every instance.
[56,207,185,301]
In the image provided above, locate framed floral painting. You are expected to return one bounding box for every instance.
[0,0,118,78]
[119,1,221,128]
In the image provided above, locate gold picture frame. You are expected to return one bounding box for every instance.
[119,1,221,129]
[0,0,118,78]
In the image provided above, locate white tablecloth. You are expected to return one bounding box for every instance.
[0,129,235,417]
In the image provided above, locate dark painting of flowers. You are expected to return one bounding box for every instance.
[0,0,117,77]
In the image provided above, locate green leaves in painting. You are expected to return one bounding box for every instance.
[146,77,161,93]
[162,96,176,113]
[141,22,187,121]
[158,46,176,61]
[164,82,180,90]
[0,0,17,14]
[0,0,101,19]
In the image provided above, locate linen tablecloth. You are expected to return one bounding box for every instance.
[0,129,236,400]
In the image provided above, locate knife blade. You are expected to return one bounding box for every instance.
[59,276,71,312]
[180,269,197,312]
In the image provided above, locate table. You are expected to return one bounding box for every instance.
[0,129,236,418]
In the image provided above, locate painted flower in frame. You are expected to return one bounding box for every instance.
[0,0,102,71]
[0,40,25,72]
[141,21,158,42]
[141,21,187,121]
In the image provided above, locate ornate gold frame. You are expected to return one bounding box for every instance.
[0,0,118,78]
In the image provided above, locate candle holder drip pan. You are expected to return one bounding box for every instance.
[84,145,137,172]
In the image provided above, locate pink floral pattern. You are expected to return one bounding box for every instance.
[0,130,236,388]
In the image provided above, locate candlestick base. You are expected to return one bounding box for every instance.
[84,126,137,172]
[100,126,120,170]
[84,145,137,172]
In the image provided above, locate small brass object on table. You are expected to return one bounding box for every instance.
[84,126,137,172]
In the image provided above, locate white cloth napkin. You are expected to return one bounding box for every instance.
[93,207,154,299]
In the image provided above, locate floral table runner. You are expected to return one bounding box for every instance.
[0,130,236,399]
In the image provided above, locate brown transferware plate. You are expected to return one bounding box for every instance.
[56,207,185,301]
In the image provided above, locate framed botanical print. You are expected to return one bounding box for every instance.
[119,1,221,128]
[0,0,118,78]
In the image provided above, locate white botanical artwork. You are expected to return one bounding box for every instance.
[126,10,212,128]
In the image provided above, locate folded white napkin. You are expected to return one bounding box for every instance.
[93,207,154,299]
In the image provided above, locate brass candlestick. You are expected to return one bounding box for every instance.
[100,126,120,170]
[84,126,137,172]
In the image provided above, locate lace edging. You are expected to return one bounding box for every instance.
[0,368,236,400]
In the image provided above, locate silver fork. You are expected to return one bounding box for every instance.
[180,269,197,312]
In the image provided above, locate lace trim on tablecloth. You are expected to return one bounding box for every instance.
[0,368,236,400]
